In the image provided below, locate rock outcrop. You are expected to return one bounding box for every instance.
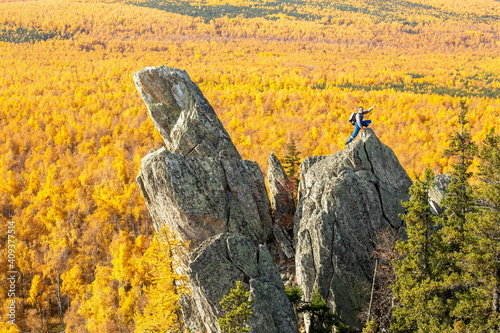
[429,173,451,215]
[133,66,240,159]
[267,152,295,259]
[134,66,273,248]
[133,66,297,333]
[181,233,297,333]
[136,148,272,248]
[294,129,412,329]
[133,65,414,333]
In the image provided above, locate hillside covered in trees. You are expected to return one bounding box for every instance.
[0,0,499,332]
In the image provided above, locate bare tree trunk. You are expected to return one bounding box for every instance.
[367,259,378,325]
[493,286,499,313]
[493,267,500,314]
[56,273,64,325]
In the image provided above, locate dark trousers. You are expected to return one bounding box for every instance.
[347,120,372,143]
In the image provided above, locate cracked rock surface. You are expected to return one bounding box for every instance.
[134,66,273,248]
[429,173,451,215]
[295,128,412,329]
[133,66,241,159]
[267,152,296,259]
[137,148,272,248]
[182,233,297,333]
[134,66,411,332]
[134,66,296,333]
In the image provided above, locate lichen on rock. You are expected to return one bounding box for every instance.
[133,66,297,333]
[294,129,412,329]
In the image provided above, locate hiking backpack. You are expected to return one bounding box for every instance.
[348,112,356,125]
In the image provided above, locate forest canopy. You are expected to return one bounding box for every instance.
[0,0,499,331]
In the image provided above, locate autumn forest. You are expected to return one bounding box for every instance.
[1,0,499,332]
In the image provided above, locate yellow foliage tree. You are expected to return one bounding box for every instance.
[78,265,121,333]
[0,322,21,333]
[135,228,189,332]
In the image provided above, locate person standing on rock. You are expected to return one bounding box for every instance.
[345,105,375,145]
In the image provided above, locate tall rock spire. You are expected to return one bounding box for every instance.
[133,66,297,333]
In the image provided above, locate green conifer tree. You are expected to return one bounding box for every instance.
[437,101,477,329]
[285,285,304,308]
[218,281,254,333]
[441,101,477,253]
[298,289,349,333]
[456,128,500,330]
[393,103,485,332]
[391,169,446,332]
[283,140,301,189]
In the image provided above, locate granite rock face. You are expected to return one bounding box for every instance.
[133,66,297,333]
[134,66,273,247]
[133,66,240,159]
[294,129,412,329]
[267,152,295,259]
[136,148,272,248]
[182,233,297,333]
[429,173,451,215]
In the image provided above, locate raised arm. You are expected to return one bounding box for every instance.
[363,105,375,114]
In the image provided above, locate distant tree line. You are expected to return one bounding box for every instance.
[129,0,500,23]
[0,26,73,43]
